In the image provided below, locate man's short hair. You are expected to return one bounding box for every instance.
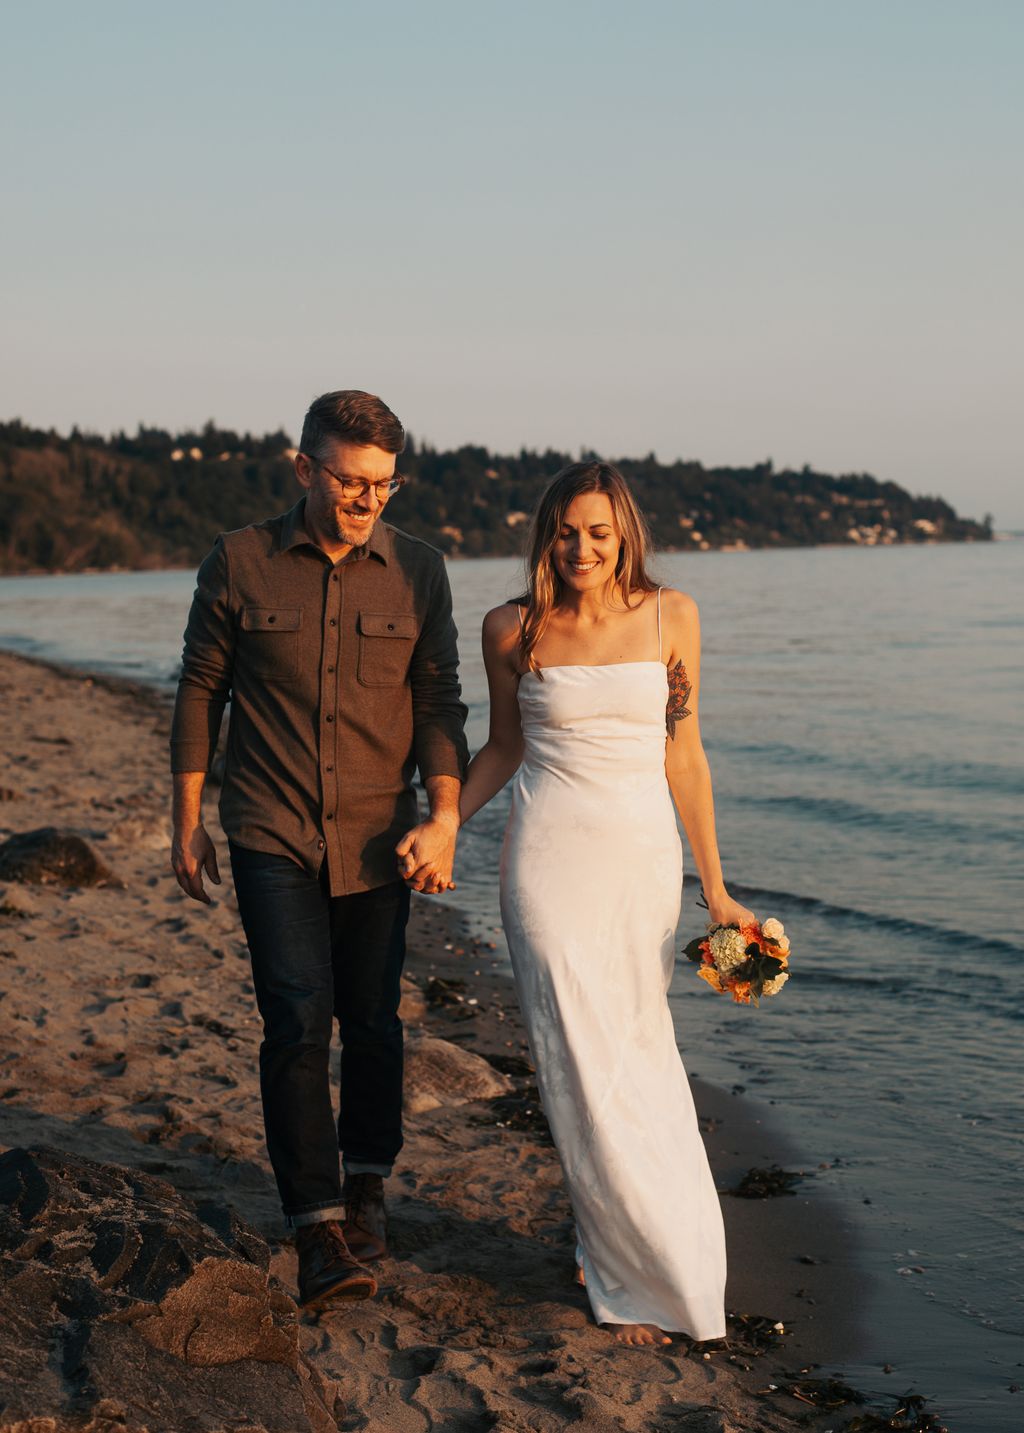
[300,390,405,460]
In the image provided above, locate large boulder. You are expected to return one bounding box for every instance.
[0,1147,338,1433]
[0,828,122,888]
[403,1035,513,1116]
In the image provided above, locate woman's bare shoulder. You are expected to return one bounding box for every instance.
[482,601,523,651]
[658,586,699,625]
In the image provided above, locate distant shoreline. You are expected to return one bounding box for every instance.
[1,529,1014,583]
[1,418,994,573]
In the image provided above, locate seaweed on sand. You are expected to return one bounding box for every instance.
[728,1163,805,1198]
[843,1392,949,1432]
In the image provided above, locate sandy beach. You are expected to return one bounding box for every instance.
[0,649,936,1433]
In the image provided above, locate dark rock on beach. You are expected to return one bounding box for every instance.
[403,1033,513,1115]
[0,1146,339,1433]
[0,827,123,889]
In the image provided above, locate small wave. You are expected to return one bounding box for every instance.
[710,737,1024,799]
[777,965,1023,1019]
[724,881,1024,961]
[736,791,1021,849]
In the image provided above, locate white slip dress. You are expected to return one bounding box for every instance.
[498,591,727,1337]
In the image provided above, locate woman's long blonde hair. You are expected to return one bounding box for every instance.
[516,461,658,674]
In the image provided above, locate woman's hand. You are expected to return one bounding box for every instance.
[703,889,757,928]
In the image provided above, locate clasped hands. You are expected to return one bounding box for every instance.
[394,812,460,895]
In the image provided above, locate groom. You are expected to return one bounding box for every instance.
[170,389,468,1309]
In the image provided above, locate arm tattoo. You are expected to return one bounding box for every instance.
[666,660,692,739]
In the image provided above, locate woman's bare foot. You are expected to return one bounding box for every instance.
[603,1322,672,1347]
[574,1263,585,1287]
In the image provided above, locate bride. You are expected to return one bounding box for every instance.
[458,461,755,1347]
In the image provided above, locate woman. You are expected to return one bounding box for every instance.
[458,461,755,1347]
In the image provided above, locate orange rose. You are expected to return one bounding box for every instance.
[729,981,752,1005]
[697,966,725,993]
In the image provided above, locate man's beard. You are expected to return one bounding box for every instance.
[325,505,377,546]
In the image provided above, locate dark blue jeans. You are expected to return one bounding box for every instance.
[229,843,410,1226]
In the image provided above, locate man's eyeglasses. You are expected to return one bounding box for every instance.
[304,455,406,501]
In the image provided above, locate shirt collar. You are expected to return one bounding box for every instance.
[279,499,311,553]
[279,498,391,565]
[365,518,392,565]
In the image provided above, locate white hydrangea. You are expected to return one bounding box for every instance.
[709,926,749,975]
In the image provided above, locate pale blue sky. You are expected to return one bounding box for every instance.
[2,1,1021,523]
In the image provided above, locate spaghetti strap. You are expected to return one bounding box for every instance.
[656,587,663,663]
[516,604,525,632]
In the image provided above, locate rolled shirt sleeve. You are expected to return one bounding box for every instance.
[170,537,234,774]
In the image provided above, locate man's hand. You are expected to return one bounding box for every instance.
[171,823,222,904]
[395,814,458,895]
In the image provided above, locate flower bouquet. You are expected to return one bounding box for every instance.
[683,917,790,1006]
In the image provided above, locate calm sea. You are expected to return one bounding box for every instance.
[1,540,1021,1431]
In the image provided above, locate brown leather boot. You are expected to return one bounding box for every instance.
[295,1220,377,1308]
[342,1172,388,1262]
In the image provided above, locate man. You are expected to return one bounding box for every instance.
[170,389,468,1310]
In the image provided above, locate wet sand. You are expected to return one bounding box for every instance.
[0,649,907,1433]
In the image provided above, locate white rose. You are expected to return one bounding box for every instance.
[763,972,789,997]
[762,918,785,940]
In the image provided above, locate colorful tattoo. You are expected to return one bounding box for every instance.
[666,661,692,738]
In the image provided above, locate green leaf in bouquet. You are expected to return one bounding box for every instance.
[683,937,707,963]
[744,951,787,1004]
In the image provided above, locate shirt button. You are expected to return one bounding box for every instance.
[326,764,334,772]
[325,812,335,821]
[325,714,334,723]
[329,618,337,627]
[327,665,335,673]
[332,574,339,582]
[317,839,325,850]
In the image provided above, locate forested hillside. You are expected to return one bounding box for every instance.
[0,419,991,573]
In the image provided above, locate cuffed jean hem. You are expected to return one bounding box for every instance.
[285,1203,347,1230]
[343,1160,393,1178]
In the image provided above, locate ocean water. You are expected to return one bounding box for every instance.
[1,540,1021,1430]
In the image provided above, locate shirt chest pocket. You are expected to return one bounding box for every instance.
[358,612,417,687]
[240,607,303,682]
